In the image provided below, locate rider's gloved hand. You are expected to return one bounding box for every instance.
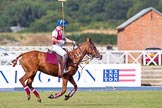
[72,41,77,46]
[60,40,65,45]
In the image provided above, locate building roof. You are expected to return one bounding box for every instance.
[116,7,162,30]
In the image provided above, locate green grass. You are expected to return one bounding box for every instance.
[0,91,162,108]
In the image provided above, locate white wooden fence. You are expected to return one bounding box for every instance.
[0,46,162,66]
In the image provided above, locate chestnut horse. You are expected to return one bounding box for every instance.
[12,38,102,102]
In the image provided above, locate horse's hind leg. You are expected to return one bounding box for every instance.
[64,76,78,100]
[27,75,41,103]
[19,72,33,100]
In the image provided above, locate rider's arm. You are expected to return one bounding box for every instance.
[64,37,73,44]
[65,37,77,46]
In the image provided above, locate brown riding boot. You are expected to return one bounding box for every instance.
[60,53,69,75]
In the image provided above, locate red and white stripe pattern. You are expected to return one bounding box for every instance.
[119,69,136,82]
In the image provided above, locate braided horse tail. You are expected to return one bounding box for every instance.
[12,53,24,67]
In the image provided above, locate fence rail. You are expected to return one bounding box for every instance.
[0,46,162,66]
[89,50,162,66]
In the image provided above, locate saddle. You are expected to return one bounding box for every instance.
[46,49,60,65]
[46,49,71,65]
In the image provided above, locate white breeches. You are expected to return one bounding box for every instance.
[52,45,66,57]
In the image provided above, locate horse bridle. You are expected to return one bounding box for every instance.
[71,43,96,70]
[73,42,95,63]
[70,43,96,78]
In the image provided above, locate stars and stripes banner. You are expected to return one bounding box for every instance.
[77,64,141,87]
[103,69,136,82]
[78,64,141,87]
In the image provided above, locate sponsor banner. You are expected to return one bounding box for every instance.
[0,64,141,88]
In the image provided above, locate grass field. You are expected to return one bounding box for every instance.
[0,91,162,108]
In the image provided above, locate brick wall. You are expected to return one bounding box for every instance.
[118,10,162,50]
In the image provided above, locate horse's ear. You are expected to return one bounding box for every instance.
[87,38,91,42]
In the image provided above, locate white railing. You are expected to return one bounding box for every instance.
[0,46,52,51]
[0,46,108,51]
[89,50,162,65]
[0,46,162,66]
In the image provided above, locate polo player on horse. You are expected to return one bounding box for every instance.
[51,19,77,76]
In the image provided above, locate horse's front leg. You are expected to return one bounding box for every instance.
[48,75,69,99]
[64,76,78,100]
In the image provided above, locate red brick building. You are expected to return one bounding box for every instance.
[117,7,162,50]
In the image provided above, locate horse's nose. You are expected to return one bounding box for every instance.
[96,53,102,60]
[99,54,102,60]
[100,55,102,60]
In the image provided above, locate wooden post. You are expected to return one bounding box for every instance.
[58,0,67,36]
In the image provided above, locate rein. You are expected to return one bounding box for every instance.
[69,40,100,79]
[78,55,93,71]
[71,43,93,71]
[73,43,83,54]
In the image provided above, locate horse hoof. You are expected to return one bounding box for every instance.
[37,98,41,103]
[27,95,31,101]
[48,94,54,99]
[64,95,70,100]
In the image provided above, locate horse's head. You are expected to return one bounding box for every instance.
[84,38,102,60]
